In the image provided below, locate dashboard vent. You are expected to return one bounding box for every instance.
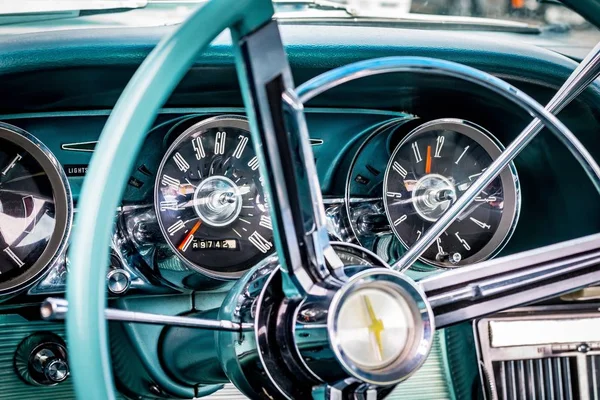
[475,305,600,400]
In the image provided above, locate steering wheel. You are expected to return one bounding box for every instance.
[65,0,600,398]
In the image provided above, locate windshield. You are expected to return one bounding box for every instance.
[274,0,600,52]
[280,0,594,27]
[346,0,586,24]
[1,0,599,53]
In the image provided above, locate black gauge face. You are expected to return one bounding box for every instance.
[0,125,70,293]
[383,119,519,267]
[155,117,273,278]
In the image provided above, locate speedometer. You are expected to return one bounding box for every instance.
[155,116,273,279]
[383,119,519,267]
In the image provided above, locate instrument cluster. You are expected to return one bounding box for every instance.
[143,113,521,286]
[0,111,523,301]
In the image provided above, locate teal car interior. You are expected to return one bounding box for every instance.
[1,0,600,399]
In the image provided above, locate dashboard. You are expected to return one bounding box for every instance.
[0,19,599,400]
[1,94,599,297]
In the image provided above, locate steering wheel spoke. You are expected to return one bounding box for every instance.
[234,21,343,297]
[421,233,600,328]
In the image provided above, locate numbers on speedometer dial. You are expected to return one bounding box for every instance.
[383,119,520,267]
[155,116,272,279]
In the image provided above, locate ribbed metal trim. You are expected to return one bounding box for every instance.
[493,357,577,400]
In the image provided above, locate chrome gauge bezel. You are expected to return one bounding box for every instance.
[0,122,73,295]
[383,118,521,268]
[343,118,410,244]
[154,115,263,280]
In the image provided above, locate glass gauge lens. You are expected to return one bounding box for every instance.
[383,119,519,267]
[155,116,273,279]
[0,125,70,293]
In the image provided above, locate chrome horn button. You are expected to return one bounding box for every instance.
[328,269,435,386]
[335,286,412,370]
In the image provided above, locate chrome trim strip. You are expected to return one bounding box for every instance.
[60,140,98,152]
[61,137,325,152]
[0,106,408,121]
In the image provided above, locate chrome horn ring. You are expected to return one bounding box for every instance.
[294,56,600,272]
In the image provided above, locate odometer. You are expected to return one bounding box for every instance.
[195,239,239,251]
[155,116,272,279]
[383,119,520,267]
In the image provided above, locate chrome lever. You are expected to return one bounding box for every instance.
[40,297,253,332]
[235,22,343,297]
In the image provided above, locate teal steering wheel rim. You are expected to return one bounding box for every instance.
[66,1,274,399]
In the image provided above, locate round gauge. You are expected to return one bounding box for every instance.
[383,119,519,267]
[155,116,273,279]
[0,123,71,294]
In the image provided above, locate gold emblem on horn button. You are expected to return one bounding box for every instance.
[336,286,410,370]
[363,295,385,361]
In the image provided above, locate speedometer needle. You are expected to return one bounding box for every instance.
[178,220,201,251]
[425,145,432,174]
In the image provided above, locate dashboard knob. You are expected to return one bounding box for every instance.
[44,358,69,383]
[107,268,131,295]
[14,332,69,386]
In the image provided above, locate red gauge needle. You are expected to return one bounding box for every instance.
[178,220,201,250]
[425,145,432,174]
